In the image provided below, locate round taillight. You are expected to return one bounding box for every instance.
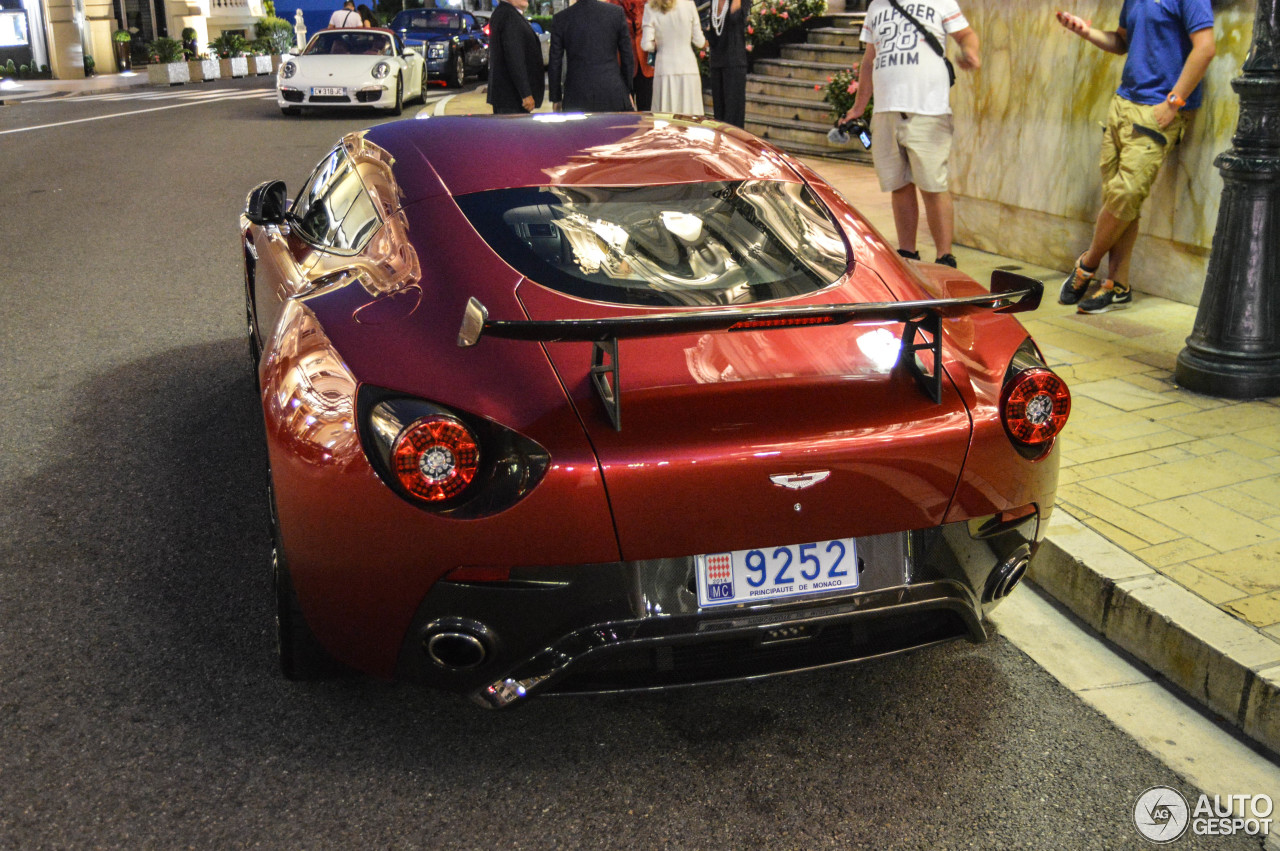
[1002,368,1070,447]
[391,416,480,502]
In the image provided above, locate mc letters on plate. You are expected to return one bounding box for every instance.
[696,538,858,607]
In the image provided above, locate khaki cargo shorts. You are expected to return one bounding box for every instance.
[1101,94,1187,222]
[870,111,953,194]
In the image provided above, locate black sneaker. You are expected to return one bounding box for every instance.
[935,254,957,268]
[1077,280,1132,314]
[898,249,920,260]
[1059,255,1096,305]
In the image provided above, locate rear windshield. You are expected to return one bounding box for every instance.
[454,181,851,308]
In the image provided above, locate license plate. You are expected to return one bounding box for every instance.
[696,538,858,607]
[312,86,345,96]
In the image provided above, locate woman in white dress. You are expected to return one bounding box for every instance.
[640,0,706,116]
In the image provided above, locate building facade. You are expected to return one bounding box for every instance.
[11,0,265,79]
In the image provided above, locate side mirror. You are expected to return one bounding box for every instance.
[245,180,289,226]
[403,46,417,56]
[288,46,301,55]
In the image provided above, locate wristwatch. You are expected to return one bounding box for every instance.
[1166,92,1186,110]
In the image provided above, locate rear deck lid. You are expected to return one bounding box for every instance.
[454,178,979,560]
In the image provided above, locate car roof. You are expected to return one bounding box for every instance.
[364,113,803,201]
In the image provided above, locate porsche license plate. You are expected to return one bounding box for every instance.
[695,538,858,607]
[312,86,345,96]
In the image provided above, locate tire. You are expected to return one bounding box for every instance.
[270,483,346,680]
[243,283,260,371]
[280,105,300,116]
[387,73,403,116]
[446,52,464,88]
[417,63,428,103]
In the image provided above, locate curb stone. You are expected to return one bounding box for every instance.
[1030,511,1280,760]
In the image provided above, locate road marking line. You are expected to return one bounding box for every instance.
[0,93,274,134]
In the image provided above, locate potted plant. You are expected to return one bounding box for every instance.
[209,32,249,78]
[246,40,274,75]
[189,51,220,82]
[112,29,132,71]
[747,0,827,64]
[818,67,867,123]
[146,36,190,85]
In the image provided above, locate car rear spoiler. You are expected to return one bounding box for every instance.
[457,270,1042,430]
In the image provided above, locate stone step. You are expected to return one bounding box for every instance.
[777,137,873,164]
[746,92,838,124]
[781,42,862,67]
[745,112,853,148]
[745,74,830,102]
[751,57,851,83]
[826,12,865,31]
[749,125,874,164]
[809,27,864,47]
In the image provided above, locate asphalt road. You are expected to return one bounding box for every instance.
[0,77,1265,849]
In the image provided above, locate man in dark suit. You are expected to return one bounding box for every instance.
[548,0,635,112]
[486,0,546,114]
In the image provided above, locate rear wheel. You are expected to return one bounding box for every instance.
[270,483,346,680]
[446,52,464,88]
[417,63,428,103]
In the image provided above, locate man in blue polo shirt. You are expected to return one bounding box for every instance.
[1056,1,1215,314]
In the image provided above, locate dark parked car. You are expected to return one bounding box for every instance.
[389,8,488,87]
[240,114,1070,708]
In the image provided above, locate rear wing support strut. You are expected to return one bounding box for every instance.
[901,311,943,405]
[591,339,621,431]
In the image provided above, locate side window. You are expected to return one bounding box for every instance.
[290,147,382,253]
[462,13,475,30]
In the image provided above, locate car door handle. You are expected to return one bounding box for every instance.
[245,239,259,260]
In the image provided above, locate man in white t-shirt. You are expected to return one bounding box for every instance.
[842,0,979,267]
[328,0,361,28]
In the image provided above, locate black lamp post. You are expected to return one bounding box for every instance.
[1176,1,1280,398]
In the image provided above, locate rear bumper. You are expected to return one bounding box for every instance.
[395,512,1041,706]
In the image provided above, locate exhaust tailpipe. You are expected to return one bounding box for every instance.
[985,546,1031,602]
[423,619,493,669]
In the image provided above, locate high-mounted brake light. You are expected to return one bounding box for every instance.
[728,315,836,331]
[391,416,480,502]
[1001,368,1070,447]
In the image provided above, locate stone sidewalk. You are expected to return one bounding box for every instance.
[802,157,1280,761]
[10,73,1276,757]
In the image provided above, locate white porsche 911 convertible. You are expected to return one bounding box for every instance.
[277,28,426,117]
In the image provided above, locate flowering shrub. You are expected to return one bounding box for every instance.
[747,0,826,48]
[816,67,869,121]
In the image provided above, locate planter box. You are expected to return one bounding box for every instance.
[219,56,249,78]
[147,61,190,86]
[272,54,284,72]
[189,58,220,82]
[248,54,273,75]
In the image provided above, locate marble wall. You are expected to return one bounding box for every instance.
[949,0,1254,305]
